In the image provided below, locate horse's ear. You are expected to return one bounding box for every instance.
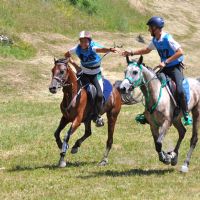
[54,57,56,64]
[126,55,130,64]
[137,55,143,65]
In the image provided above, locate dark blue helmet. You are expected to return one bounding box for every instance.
[146,16,164,28]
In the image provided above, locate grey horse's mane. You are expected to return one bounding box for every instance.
[128,59,156,75]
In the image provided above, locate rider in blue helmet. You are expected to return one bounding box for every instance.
[122,16,192,126]
[146,16,164,29]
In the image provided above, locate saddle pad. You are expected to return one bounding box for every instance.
[86,78,113,103]
[182,79,190,105]
[103,79,113,102]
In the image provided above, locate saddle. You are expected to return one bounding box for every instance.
[157,73,176,96]
[157,72,190,106]
[77,74,113,105]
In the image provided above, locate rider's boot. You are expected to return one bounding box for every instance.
[135,113,148,124]
[93,100,104,127]
[95,115,104,127]
[180,94,192,126]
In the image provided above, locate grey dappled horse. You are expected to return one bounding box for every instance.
[121,56,199,172]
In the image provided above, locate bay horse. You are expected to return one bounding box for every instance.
[49,58,121,167]
[121,56,199,172]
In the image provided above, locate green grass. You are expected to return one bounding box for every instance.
[0,0,150,59]
[0,99,200,200]
[0,0,149,35]
[0,52,199,199]
[0,1,199,199]
[0,40,36,60]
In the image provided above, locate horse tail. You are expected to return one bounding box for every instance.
[113,80,142,105]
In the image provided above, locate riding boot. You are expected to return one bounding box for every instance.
[180,93,192,126]
[135,113,148,124]
[93,99,104,127]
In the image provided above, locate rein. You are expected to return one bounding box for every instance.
[61,70,90,111]
[54,61,82,111]
[126,63,167,115]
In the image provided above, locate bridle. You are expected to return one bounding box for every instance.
[53,59,72,87]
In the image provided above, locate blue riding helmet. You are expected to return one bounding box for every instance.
[146,16,164,28]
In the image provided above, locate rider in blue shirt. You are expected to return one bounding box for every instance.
[65,31,116,127]
[122,16,192,126]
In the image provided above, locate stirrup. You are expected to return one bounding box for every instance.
[182,114,192,126]
[95,116,104,127]
[135,114,148,124]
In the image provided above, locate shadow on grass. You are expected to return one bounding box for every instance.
[7,161,97,172]
[78,168,174,179]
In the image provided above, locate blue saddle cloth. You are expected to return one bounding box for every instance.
[182,78,190,105]
[166,77,190,105]
[103,79,113,102]
[86,78,113,103]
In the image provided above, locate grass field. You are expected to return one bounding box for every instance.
[0,57,199,200]
[0,0,200,199]
[0,0,149,60]
[0,99,200,200]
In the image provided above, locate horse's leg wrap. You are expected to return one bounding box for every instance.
[158,151,171,165]
[61,127,72,156]
[58,127,72,168]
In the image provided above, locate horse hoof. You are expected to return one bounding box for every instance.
[168,151,178,166]
[98,159,108,166]
[58,160,66,168]
[71,147,78,154]
[159,151,171,165]
[181,165,189,173]
[171,157,178,166]
[164,160,171,165]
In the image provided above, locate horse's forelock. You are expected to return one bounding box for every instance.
[127,62,155,75]
[54,58,69,65]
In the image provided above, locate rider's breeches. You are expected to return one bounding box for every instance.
[92,75,103,114]
[162,64,188,113]
[81,72,103,114]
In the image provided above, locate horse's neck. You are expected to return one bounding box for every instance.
[62,68,79,108]
[141,67,161,104]
[68,68,79,93]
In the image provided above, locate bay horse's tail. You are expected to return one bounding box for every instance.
[113,80,142,105]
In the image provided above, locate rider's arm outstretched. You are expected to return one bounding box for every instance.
[122,47,152,57]
[95,48,117,53]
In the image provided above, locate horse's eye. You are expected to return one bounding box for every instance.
[133,71,138,75]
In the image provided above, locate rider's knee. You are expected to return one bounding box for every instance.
[176,87,184,96]
[97,90,103,100]
[97,94,103,101]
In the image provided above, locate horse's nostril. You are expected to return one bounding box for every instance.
[49,86,57,93]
